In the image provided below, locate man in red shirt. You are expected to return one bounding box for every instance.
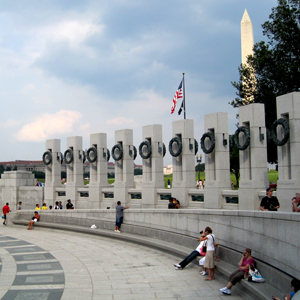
[2,203,11,225]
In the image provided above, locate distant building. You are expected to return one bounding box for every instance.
[163,165,173,175]
[0,160,142,175]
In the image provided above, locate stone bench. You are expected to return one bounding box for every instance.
[11,218,285,300]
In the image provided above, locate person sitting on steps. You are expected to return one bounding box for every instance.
[27,211,40,230]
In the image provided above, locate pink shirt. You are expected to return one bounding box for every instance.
[239,257,255,272]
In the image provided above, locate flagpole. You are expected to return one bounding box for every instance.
[183,72,186,119]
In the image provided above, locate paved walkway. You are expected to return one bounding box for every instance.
[0,226,248,300]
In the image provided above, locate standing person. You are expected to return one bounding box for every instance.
[17,201,22,210]
[66,199,74,209]
[220,248,255,295]
[167,179,171,189]
[292,193,300,212]
[115,201,129,233]
[54,201,60,210]
[200,227,215,281]
[2,203,11,225]
[231,181,234,190]
[58,201,63,209]
[199,180,203,190]
[173,232,206,270]
[260,188,280,211]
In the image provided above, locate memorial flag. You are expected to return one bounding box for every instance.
[170,80,183,114]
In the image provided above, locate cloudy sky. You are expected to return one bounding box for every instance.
[0,0,278,165]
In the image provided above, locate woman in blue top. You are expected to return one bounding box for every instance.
[272,278,300,300]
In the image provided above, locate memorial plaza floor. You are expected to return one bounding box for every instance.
[0,226,249,300]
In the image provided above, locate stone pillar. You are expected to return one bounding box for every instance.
[204,113,231,208]
[238,104,268,210]
[276,92,300,211]
[113,129,135,205]
[66,136,84,208]
[44,139,62,207]
[88,133,109,209]
[0,171,36,210]
[141,124,164,208]
[171,119,195,208]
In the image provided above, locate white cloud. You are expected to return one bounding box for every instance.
[107,117,136,126]
[4,119,22,128]
[15,110,82,142]
[40,20,104,47]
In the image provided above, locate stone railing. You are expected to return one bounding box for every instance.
[8,208,299,282]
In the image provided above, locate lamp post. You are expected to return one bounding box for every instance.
[196,154,202,181]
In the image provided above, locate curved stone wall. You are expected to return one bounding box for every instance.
[8,209,300,279]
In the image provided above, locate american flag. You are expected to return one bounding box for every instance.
[170,80,183,114]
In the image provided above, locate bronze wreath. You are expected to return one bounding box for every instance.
[200,132,215,154]
[82,150,86,163]
[57,152,63,164]
[234,126,251,150]
[87,147,97,163]
[133,146,137,160]
[139,141,152,159]
[64,149,73,164]
[169,137,182,157]
[271,118,290,146]
[106,149,111,162]
[112,144,123,161]
[42,151,52,165]
[194,139,199,155]
[163,143,166,157]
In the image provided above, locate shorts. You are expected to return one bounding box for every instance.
[116,217,123,228]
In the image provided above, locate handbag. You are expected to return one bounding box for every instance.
[248,265,265,283]
[200,242,207,255]
[1,214,4,219]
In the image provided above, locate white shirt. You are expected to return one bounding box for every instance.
[195,240,205,253]
[206,234,215,251]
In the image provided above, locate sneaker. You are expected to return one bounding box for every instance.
[174,266,182,270]
[116,230,121,233]
[114,230,117,232]
[173,263,181,268]
[222,289,231,295]
[201,271,207,276]
[219,287,227,292]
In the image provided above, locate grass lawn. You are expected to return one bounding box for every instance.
[37,170,279,188]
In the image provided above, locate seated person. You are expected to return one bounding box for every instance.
[174,199,180,209]
[168,197,175,209]
[220,248,255,295]
[272,278,300,300]
[173,232,205,270]
[292,193,300,212]
[42,203,48,210]
[27,211,40,230]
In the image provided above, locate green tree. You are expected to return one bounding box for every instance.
[231,0,300,163]
[230,135,240,187]
[13,165,17,171]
